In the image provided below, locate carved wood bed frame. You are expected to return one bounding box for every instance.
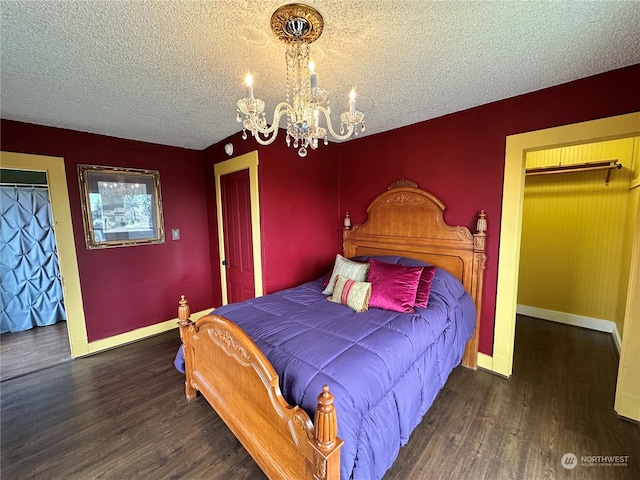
[178,179,486,480]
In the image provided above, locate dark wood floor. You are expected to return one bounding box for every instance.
[0,321,71,382]
[1,316,638,479]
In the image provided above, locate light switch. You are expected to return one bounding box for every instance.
[171,228,180,240]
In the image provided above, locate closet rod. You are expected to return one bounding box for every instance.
[525,159,621,176]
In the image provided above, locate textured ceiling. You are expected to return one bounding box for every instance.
[1,1,639,150]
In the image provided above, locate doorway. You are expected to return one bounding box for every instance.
[0,152,88,358]
[0,168,71,380]
[214,151,263,304]
[488,112,640,421]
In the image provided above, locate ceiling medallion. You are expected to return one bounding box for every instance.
[236,3,365,157]
[270,3,324,44]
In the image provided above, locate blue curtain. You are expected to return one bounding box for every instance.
[1,186,67,333]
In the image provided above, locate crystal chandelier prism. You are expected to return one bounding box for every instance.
[236,3,365,157]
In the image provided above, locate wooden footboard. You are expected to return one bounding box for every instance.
[177,296,342,480]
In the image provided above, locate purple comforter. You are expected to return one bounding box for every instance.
[175,259,475,480]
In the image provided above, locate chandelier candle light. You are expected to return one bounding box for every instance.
[237,3,365,157]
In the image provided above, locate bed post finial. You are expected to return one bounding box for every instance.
[474,210,487,253]
[311,385,342,479]
[314,385,338,451]
[178,295,191,324]
[177,296,196,400]
[477,209,487,234]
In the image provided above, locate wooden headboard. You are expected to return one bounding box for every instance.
[343,179,486,368]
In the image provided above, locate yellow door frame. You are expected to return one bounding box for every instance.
[1,151,89,356]
[482,112,640,421]
[214,150,263,304]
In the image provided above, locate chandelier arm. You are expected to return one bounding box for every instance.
[316,107,355,141]
[250,121,278,136]
[248,102,297,136]
[250,128,279,145]
[269,102,297,131]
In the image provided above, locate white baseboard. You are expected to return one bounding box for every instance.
[517,305,621,354]
[612,324,622,354]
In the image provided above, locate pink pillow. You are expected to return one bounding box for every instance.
[367,259,423,313]
[414,266,437,308]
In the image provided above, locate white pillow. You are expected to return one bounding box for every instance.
[322,254,370,295]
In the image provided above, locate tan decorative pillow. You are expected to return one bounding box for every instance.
[328,274,372,312]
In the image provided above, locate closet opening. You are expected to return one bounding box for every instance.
[0,168,72,381]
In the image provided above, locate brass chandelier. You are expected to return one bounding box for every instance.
[236,3,365,157]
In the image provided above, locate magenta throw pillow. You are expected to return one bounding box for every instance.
[368,259,423,313]
[414,265,437,308]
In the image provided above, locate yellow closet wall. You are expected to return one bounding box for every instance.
[518,137,638,335]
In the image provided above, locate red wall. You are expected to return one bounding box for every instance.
[203,131,340,302]
[1,121,213,341]
[333,64,640,355]
[3,64,638,352]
